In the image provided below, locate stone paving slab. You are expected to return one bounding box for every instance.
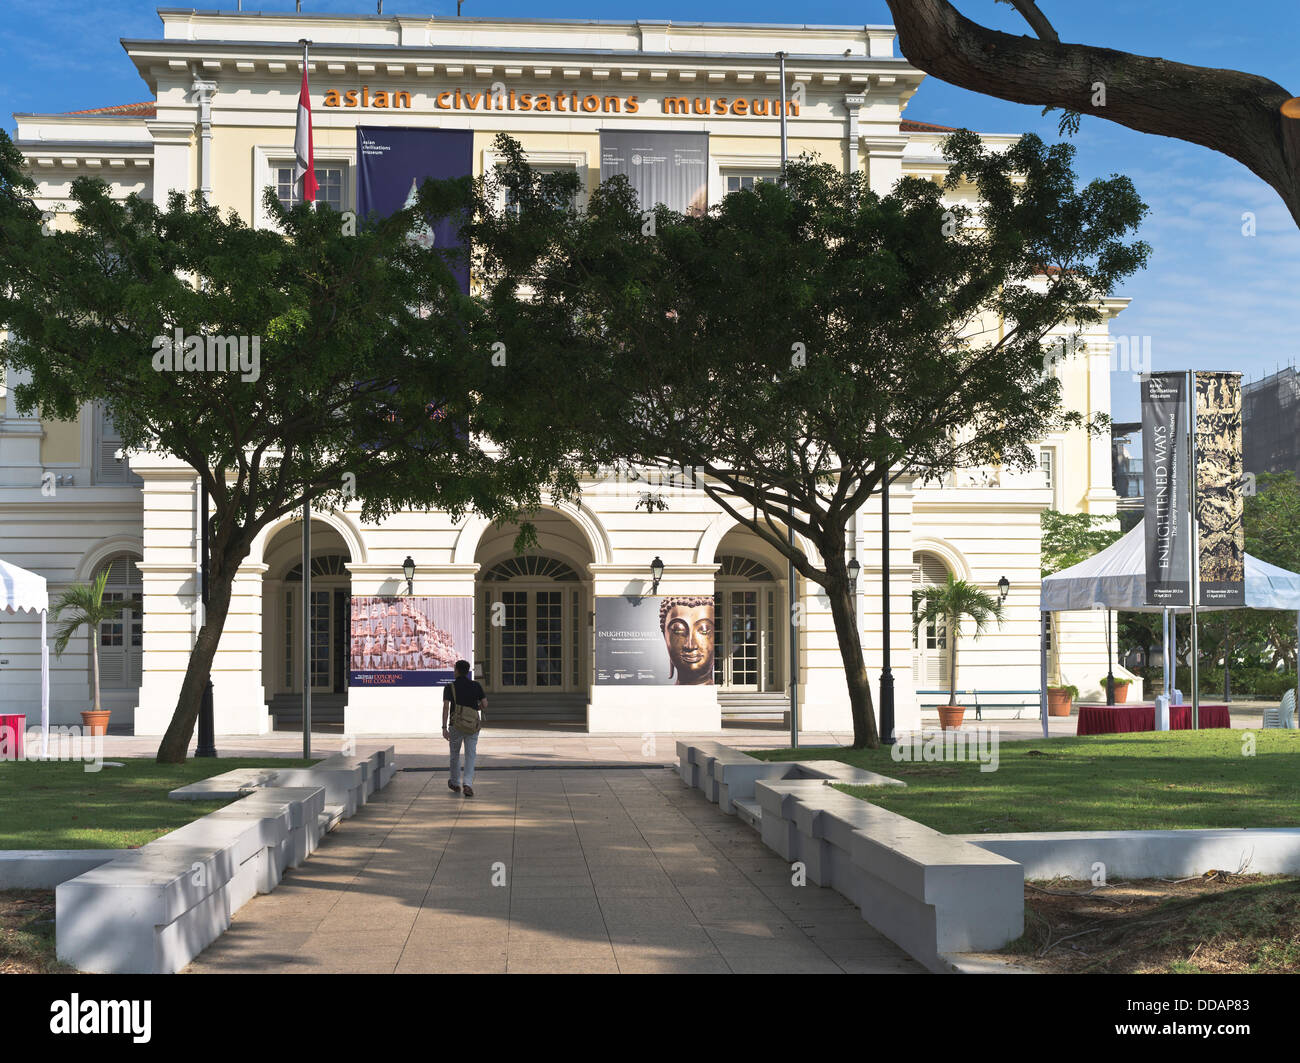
[182,765,925,974]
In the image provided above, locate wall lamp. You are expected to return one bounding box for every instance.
[998,575,1010,604]
[650,556,664,595]
[847,558,861,595]
[402,555,416,596]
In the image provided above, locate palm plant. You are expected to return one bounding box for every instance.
[916,574,1005,707]
[52,569,138,713]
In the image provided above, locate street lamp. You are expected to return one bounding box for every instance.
[402,556,416,596]
[847,558,860,595]
[998,576,1010,605]
[650,556,664,595]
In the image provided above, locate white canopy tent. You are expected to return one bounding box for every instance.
[0,559,50,757]
[1037,520,1300,736]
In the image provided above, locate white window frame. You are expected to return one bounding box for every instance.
[482,148,588,214]
[252,145,354,230]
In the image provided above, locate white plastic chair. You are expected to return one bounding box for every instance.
[1282,689,1296,729]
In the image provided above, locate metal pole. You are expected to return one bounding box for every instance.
[788,529,798,749]
[195,483,217,757]
[880,478,895,744]
[1039,612,1049,738]
[777,52,788,173]
[1189,370,1200,729]
[1105,609,1115,706]
[302,501,312,759]
[1223,614,1232,703]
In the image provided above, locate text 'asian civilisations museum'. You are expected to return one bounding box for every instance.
[0,8,1137,736]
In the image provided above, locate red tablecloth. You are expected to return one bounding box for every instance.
[1076,704,1231,735]
[0,714,25,760]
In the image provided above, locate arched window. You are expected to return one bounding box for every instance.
[96,555,143,688]
[482,555,580,582]
[912,552,950,687]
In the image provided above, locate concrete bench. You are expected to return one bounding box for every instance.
[755,777,1024,971]
[57,746,400,974]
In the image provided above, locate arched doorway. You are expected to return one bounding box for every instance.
[262,521,352,728]
[912,551,950,689]
[474,512,592,725]
[713,529,788,723]
[94,554,143,706]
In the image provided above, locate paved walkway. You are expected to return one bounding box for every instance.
[183,765,924,974]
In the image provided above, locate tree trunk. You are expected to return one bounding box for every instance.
[155,553,240,764]
[90,633,101,713]
[822,547,879,749]
[947,612,959,706]
[880,0,1300,228]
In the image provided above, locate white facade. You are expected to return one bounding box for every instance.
[0,9,1138,736]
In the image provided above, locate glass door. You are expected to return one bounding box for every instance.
[721,590,761,691]
[488,587,572,692]
[309,589,333,693]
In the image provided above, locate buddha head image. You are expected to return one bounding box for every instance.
[659,594,715,685]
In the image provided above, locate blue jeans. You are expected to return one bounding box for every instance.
[448,728,479,787]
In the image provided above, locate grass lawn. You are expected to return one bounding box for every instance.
[0,758,317,850]
[748,730,1300,834]
[0,890,67,973]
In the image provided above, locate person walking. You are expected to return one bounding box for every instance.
[442,659,487,797]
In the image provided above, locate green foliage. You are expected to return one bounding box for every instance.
[1048,683,1079,700]
[474,130,1148,747]
[51,569,133,658]
[0,126,587,759]
[916,573,1006,705]
[1040,509,1121,575]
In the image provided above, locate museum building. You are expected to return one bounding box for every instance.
[0,8,1136,736]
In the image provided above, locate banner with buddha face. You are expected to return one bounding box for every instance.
[594,594,715,685]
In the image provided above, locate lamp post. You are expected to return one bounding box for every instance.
[650,556,664,596]
[879,480,895,745]
[403,555,416,596]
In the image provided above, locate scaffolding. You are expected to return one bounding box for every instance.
[1243,366,1300,478]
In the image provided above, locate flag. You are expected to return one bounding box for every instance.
[293,57,317,203]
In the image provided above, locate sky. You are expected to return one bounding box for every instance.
[2,0,1298,424]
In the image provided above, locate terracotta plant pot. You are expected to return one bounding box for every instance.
[937,705,965,731]
[80,710,111,737]
[1113,683,1130,704]
[1047,689,1073,717]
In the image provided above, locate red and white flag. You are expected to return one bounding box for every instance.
[293,54,318,203]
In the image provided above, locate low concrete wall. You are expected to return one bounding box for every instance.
[52,746,396,974]
[677,741,1024,972]
[0,850,128,890]
[960,828,1300,881]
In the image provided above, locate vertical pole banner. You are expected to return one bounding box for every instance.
[356,127,473,293]
[1195,372,1245,606]
[1142,373,1191,606]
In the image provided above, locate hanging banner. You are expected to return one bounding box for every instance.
[1195,372,1245,606]
[1142,373,1190,606]
[599,130,709,215]
[355,126,473,293]
[349,596,472,687]
[595,594,715,685]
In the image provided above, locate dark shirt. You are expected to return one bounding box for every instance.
[444,677,485,708]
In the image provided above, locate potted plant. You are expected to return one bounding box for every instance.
[1047,684,1078,716]
[53,569,138,737]
[1101,675,1134,704]
[916,573,1005,730]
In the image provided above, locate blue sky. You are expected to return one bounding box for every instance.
[3,0,1298,423]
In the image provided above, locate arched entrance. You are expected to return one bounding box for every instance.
[912,550,951,689]
[474,512,592,725]
[713,528,788,723]
[262,520,352,728]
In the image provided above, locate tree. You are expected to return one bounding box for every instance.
[51,569,138,715]
[879,0,1300,227]
[1040,509,1121,576]
[915,574,1005,706]
[475,131,1148,748]
[0,129,583,763]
